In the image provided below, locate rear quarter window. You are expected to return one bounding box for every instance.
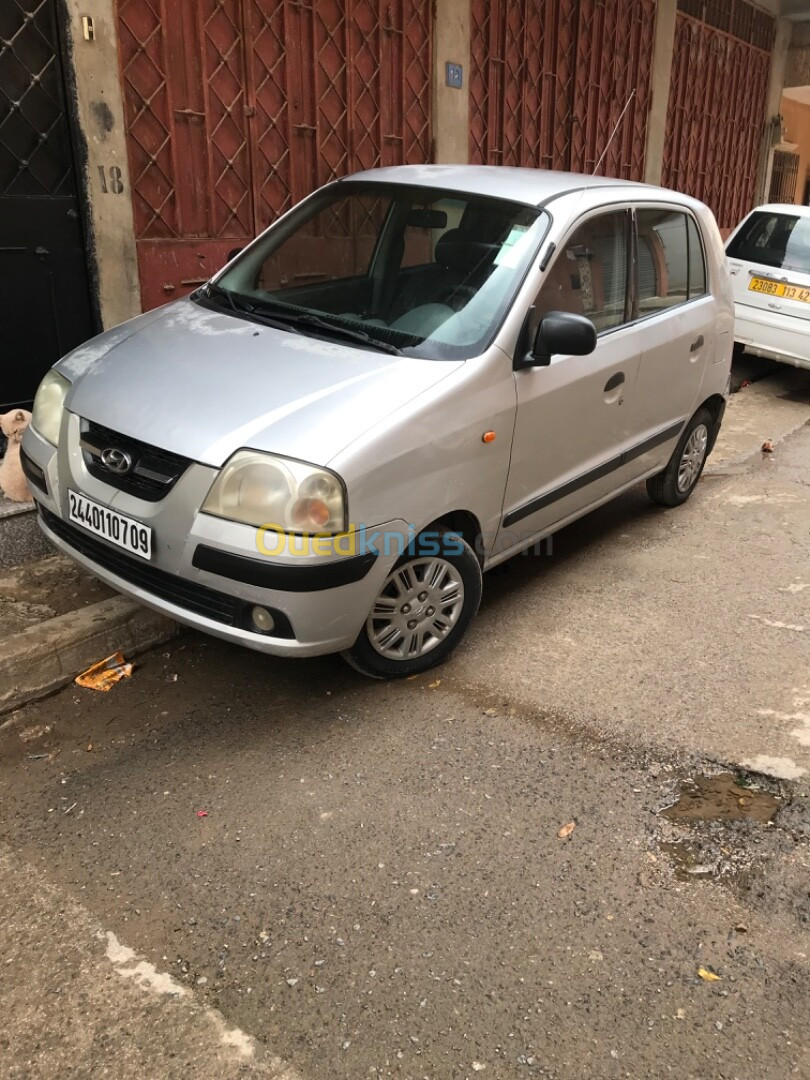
[687,216,707,298]
[637,209,688,313]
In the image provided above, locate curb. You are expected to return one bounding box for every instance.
[0,597,177,716]
[0,500,50,569]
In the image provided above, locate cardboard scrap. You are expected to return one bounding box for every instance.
[75,652,134,691]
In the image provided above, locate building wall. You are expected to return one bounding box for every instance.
[61,0,794,326]
[785,21,810,87]
[63,0,140,328]
[433,0,470,163]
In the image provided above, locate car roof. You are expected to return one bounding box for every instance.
[338,164,696,210]
[745,203,810,219]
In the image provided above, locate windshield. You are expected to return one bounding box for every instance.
[207,182,549,360]
[727,210,810,274]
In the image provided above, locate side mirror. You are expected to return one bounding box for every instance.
[519,311,597,368]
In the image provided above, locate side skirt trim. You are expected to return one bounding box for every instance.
[502,419,684,528]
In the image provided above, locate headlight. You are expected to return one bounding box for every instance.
[201,451,347,534]
[31,370,70,446]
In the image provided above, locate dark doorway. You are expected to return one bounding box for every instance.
[0,0,95,413]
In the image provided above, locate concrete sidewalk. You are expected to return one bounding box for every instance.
[0,552,175,716]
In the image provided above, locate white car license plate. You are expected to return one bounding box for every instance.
[68,490,152,560]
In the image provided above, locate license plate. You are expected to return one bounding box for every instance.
[748,276,810,303]
[68,490,152,560]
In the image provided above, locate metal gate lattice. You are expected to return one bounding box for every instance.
[246,0,292,228]
[661,12,771,231]
[117,0,432,309]
[117,0,175,237]
[469,0,656,181]
[768,149,800,206]
[204,0,252,238]
[0,0,76,197]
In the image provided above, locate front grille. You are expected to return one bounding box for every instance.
[80,420,191,502]
[39,507,294,638]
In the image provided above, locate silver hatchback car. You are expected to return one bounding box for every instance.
[23,166,733,678]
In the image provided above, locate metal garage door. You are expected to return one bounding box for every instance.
[0,0,95,409]
[662,1,774,231]
[468,0,657,181]
[116,0,433,311]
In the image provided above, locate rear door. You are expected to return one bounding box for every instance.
[726,207,810,320]
[624,206,713,477]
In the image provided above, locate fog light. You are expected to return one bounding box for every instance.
[251,605,275,633]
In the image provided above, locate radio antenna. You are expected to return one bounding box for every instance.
[593,90,636,175]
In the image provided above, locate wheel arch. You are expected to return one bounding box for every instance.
[423,509,484,567]
[697,393,726,452]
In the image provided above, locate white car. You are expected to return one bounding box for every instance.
[726,203,810,370]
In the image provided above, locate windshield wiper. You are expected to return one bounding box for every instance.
[246,300,403,355]
[203,285,402,354]
[293,313,403,355]
[201,282,303,335]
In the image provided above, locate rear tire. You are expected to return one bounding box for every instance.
[342,530,482,679]
[646,407,712,508]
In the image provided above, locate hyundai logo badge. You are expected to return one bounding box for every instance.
[100,447,134,475]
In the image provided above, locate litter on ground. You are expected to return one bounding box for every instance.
[75,652,134,691]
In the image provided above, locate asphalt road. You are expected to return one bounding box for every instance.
[1,363,809,1079]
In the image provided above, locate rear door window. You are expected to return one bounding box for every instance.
[727,210,810,274]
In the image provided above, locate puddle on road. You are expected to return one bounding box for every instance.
[658,773,789,884]
[661,772,784,824]
[660,841,719,879]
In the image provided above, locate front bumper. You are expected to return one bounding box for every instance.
[24,416,405,658]
[733,303,810,370]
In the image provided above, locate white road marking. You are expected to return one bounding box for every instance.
[104,931,188,998]
[741,755,807,780]
[758,690,810,748]
[101,930,262,1064]
[748,615,805,632]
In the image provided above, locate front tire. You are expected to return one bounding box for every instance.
[646,407,712,508]
[342,530,482,679]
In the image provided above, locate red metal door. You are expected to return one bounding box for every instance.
[116,0,432,311]
[469,0,656,181]
[662,10,773,231]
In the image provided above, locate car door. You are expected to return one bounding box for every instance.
[625,207,714,476]
[499,208,640,550]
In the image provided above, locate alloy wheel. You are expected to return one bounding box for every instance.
[367,556,466,661]
[677,423,708,493]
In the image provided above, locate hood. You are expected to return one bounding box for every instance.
[59,300,463,467]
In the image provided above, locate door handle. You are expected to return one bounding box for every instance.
[690,335,704,352]
[603,371,625,393]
